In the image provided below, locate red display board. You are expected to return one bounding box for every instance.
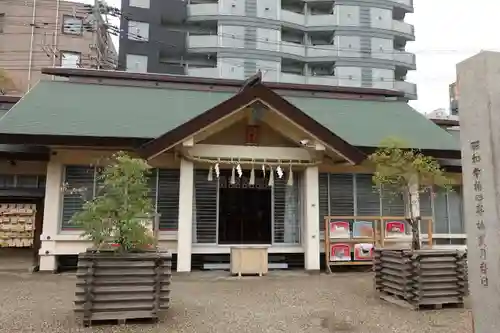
[328,220,351,239]
[385,221,406,238]
[354,243,374,261]
[329,243,352,262]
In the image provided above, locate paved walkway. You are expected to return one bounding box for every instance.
[0,270,472,333]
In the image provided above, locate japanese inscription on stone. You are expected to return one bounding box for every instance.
[471,140,488,287]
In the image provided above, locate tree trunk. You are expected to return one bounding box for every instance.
[407,183,421,251]
[408,218,421,250]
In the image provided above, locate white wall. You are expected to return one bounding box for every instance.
[219,57,245,79]
[335,35,360,58]
[372,68,395,90]
[370,7,392,30]
[257,0,279,19]
[219,25,245,49]
[257,60,280,81]
[219,0,245,16]
[257,28,280,52]
[371,37,393,61]
[335,5,360,26]
[337,67,362,87]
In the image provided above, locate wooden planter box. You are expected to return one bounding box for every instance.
[374,248,468,310]
[74,250,172,326]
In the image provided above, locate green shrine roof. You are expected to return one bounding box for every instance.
[0,80,459,151]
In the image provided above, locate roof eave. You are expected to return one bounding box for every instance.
[41,67,405,98]
[0,133,149,148]
[137,83,366,165]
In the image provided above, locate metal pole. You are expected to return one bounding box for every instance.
[27,0,37,90]
[94,0,100,69]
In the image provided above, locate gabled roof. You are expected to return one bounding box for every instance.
[0,76,459,158]
[137,79,366,164]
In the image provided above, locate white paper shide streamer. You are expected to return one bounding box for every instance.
[207,165,213,181]
[287,165,293,186]
[249,165,255,185]
[230,165,236,185]
[268,166,274,187]
[214,163,220,178]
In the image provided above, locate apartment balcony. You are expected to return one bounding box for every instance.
[390,0,413,8]
[187,67,219,78]
[308,75,339,86]
[279,73,338,86]
[392,20,415,36]
[280,41,306,57]
[395,80,417,98]
[280,73,307,84]
[281,10,306,26]
[188,3,218,16]
[307,45,337,57]
[187,35,218,48]
[393,50,416,67]
[281,10,337,27]
[308,14,336,27]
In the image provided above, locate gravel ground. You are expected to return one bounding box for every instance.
[0,270,472,333]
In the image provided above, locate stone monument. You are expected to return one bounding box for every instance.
[457,50,500,332]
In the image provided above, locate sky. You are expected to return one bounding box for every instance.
[83,0,498,114]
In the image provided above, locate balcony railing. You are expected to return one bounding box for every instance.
[395,80,417,97]
[393,50,416,66]
[307,44,337,57]
[281,10,338,27]
[280,10,306,25]
[390,0,413,7]
[392,20,415,36]
[308,75,339,86]
[187,3,218,16]
[280,73,307,85]
[187,67,219,78]
[279,73,338,86]
[308,14,336,26]
[187,35,218,48]
[280,41,306,57]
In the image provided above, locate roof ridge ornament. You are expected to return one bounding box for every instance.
[239,70,262,93]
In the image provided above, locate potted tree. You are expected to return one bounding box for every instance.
[72,152,171,326]
[370,138,468,309]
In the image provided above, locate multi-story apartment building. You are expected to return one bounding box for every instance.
[0,0,117,95]
[119,0,417,99]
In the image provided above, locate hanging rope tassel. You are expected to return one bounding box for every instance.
[236,163,242,178]
[249,165,255,186]
[276,165,283,179]
[268,166,274,187]
[207,165,213,181]
[287,165,293,186]
[230,165,236,185]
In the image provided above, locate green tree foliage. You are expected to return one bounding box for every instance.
[70,152,155,252]
[368,137,451,250]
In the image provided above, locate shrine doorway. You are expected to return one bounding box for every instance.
[217,171,272,245]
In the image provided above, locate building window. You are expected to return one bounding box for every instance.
[129,0,150,9]
[126,54,148,72]
[318,173,406,232]
[62,15,83,35]
[60,51,81,68]
[128,21,149,41]
[61,166,179,230]
[0,13,5,33]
